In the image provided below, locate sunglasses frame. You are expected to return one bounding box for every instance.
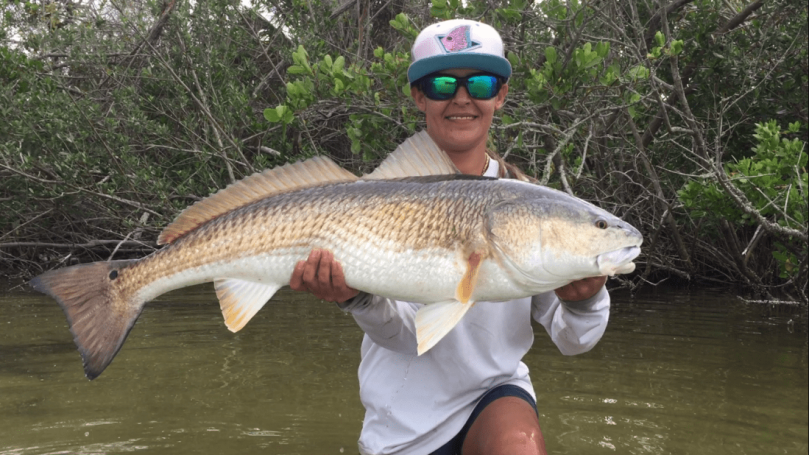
[417,73,505,101]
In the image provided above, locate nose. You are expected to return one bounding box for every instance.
[452,85,471,104]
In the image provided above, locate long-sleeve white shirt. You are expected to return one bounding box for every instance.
[340,288,610,455]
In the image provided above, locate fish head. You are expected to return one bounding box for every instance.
[438,25,472,53]
[487,191,643,292]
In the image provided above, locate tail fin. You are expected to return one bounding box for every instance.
[30,260,142,380]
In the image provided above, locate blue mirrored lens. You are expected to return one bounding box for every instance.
[466,75,499,99]
[422,74,501,100]
[427,76,459,100]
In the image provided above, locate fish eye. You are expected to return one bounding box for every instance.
[595,220,608,229]
[109,270,118,280]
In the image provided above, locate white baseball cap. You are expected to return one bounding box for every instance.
[408,19,512,85]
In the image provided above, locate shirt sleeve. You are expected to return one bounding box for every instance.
[337,292,420,355]
[531,287,610,355]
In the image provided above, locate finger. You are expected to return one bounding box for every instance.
[317,250,334,288]
[331,260,359,299]
[301,249,321,287]
[331,259,348,289]
[289,260,307,291]
[578,276,607,295]
[590,276,608,288]
[558,276,607,301]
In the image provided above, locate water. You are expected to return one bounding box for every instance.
[1,283,806,454]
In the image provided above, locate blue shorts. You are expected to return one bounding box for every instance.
[430,384,538,455]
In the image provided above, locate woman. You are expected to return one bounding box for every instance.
[290,19,609,455]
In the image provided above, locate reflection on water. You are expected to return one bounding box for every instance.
[1,283,806,454]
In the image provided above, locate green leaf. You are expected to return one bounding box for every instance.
[595,42,609,58]
[281,108,294,124]
[333,56,345,73]
[583,55,602,68]
[627,64,650,81]
[788,121,801,133]
[507,51,520,67]
[654,31,665,47]
[264,107,280,122]
[671,39,684,55]
[545,47,557,64]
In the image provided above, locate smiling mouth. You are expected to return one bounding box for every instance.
[446,115,478,120]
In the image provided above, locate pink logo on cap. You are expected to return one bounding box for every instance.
[437,25,481,53]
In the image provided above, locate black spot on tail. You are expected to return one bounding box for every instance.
[30,259,141,380]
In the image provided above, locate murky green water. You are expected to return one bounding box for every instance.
[1,283,806,454]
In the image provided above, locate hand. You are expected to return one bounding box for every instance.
[289,249,360,303]
[554,276,607,302]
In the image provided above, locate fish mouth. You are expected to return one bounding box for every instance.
[597,246,641,276]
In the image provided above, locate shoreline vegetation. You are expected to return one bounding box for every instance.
[1,0,806,303]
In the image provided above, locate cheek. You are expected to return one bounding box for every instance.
[424,104,447,124]
[474,101,497,120]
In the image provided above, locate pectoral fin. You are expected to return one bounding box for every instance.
[214,279,281,332]
[415,252,483,354]
[415,300,474,355]
[456,252,482,304]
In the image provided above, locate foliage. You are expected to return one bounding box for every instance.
[680,121,807,278]
[262,34,419,162]
[0,0,807,301]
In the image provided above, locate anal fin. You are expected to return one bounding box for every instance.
[214,279,281,332]
[415,300,474,355]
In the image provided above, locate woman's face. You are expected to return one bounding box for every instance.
[411,68,508,156]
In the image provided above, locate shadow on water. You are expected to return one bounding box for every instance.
[1,281,806,454]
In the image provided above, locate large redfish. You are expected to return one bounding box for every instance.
[30,131,642,379]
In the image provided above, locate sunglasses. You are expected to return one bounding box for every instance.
[418,73,504,101]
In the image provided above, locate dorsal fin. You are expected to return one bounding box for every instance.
[363,130,459,180]
[158,157,358,245]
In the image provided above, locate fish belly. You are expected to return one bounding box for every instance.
[131,250,301,304]
[133,244,467,306]
[337,245,464,303]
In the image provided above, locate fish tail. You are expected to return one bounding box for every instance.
[29,260,142,380]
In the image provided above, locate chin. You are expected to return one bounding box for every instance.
[446,132,485,148]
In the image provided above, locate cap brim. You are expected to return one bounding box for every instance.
[408,54,512,84]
